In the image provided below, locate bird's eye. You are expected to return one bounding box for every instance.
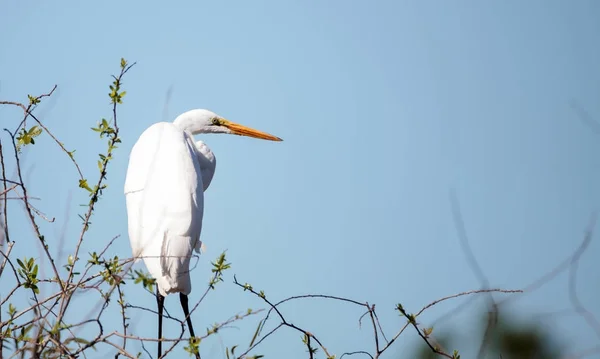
[212,118,220,125]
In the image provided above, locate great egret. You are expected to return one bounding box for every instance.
[124,109,282,358]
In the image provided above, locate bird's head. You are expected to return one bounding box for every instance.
[174,109,282,141]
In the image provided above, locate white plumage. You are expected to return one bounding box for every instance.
[125,121,203,296]
[123,108,281,359]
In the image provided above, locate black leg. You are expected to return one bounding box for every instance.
[180,293,200,359]
[156,287,165,359]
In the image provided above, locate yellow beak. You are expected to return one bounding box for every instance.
[222,119,283,141]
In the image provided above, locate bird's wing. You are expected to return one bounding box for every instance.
[124,191,144,262]
[195,141,216,192]
[124,122,204,295]
[124,122,164,261]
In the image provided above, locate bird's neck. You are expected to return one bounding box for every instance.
[173,112,204,135]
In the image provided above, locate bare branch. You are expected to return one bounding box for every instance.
[568,212,600,340]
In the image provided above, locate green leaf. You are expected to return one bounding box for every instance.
[78,179,92,192]
[248,319,263,347]
[27,94,40,105]
[28,125,42,137]
[8,303,16,317]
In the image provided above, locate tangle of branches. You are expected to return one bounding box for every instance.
[0,58,543,359]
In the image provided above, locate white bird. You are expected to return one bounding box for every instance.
[124,109,282,358]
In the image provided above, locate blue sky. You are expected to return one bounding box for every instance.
[1,1,599,358]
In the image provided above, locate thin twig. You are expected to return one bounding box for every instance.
[0,140,11,244]
[58,61,136,328]
[570,100,600,135]
[449,189,498,358]
[3,129,62,286]
[0,241,16,278]
[340,351,374,359]
[25,111,84,180]
[234,275,334,358]
[568,212,600,340]
[396,305,452,358]
[116,284,128,358]
[416,289,523,318]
